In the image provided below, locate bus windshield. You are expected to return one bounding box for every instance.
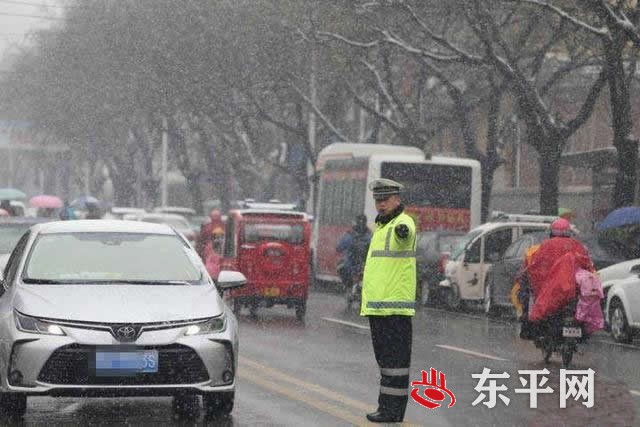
[381,162,472,209]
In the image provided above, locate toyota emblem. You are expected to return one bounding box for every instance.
[115,325,137,341]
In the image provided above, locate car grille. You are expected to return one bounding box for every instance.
[38,344,210,385]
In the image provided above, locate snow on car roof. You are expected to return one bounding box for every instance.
[33,220,176,235]
[235,209,307,218]
[469,221,551,233]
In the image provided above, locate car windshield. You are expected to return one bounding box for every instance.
[450,229,483,260]
[243,223,304,244]
[0,225,30,253]
[24,232,202,283]
[439,235,466,253]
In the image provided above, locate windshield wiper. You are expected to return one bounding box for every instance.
[22,278,65,284]
[90,280,192,286]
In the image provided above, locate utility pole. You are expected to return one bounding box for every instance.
[161,117,168,207]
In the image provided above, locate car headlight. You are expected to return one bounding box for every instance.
[14,311,66,336]
[184,315,226,336]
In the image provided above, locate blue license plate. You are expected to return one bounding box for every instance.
[95,350,158,376]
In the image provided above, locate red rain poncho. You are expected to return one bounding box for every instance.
[526,237,594,321]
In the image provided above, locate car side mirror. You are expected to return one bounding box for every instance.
[630,264,640,277]
[217,270,246,290]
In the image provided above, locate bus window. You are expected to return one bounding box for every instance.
[381,162,472,209]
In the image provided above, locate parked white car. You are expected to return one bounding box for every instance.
[601,260,640,343]
[137,213,196,243]
[440,221,551,309]
[103,207,147,220]
[598,258,640,290]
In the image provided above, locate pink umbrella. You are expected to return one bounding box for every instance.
[29,195,63,209]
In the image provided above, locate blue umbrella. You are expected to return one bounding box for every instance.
[596,207,640,231]
[70,195,100,209]
[0,188,26,200]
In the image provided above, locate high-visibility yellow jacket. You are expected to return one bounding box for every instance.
[360,211,416,316]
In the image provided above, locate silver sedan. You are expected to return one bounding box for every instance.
[0,220,245,418]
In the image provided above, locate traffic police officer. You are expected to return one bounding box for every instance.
[361,178,416,423]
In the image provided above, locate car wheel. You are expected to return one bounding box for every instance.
[541,345,553,364]
[249,300,259,319]
[483,282,495,316]
[232,299,242,315]
[203,391,234,418]
[172,394,200,419]
[446,283,462,311]
[610,300,633,343]
[0,393,26,417]
[295,299,306,322]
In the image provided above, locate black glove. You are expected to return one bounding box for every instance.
[394,224,409,239]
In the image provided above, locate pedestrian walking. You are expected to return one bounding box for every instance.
[361,178,416,423]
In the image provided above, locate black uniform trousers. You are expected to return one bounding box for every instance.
[368,315,412,418]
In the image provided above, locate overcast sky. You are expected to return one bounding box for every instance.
[0,0,63,65]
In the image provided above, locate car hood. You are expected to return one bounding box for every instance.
[14,284,223,323]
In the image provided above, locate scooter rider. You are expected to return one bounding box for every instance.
[336,214,371,292]
[524,218,594,325]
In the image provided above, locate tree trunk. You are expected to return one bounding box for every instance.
[186,172,204,214]
[167,116,202,211]
[193,124,221,200]
[606,32,637,207]
[613,137,637,207]
[108,159,136,206]
[538,146,562,215]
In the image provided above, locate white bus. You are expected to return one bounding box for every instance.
[313,143,481,285]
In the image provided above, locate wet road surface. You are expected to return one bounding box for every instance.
[4,290,639,426]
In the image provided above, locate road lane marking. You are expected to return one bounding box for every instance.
[238,367,365,425]
[321,317,369,330]
[435,344,509,361]
[240,356,424,426]
[240,356,371,411]
[592,339,640,350]
[631,390,640,397]
[424,307,513,325]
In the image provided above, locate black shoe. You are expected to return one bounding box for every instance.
[366,411,403,423]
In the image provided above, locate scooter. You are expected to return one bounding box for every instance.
[534,302,584,368]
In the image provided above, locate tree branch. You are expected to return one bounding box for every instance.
[316,31,379,48]
[345,81,403,134]
[250,97,306,137]
[381,30,485,65]
[509,0,610,37]
[400,4,485,62]
[288,81,349,142]
[468,0,558,132]
[565,69,608,136]
[361,59,403,124]
[421,61,484,160]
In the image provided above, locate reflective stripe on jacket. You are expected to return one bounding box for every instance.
[360,212,416,316]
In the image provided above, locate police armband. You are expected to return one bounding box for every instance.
[394,224,410,239]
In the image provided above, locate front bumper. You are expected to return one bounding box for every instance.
[2,320,237,396]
